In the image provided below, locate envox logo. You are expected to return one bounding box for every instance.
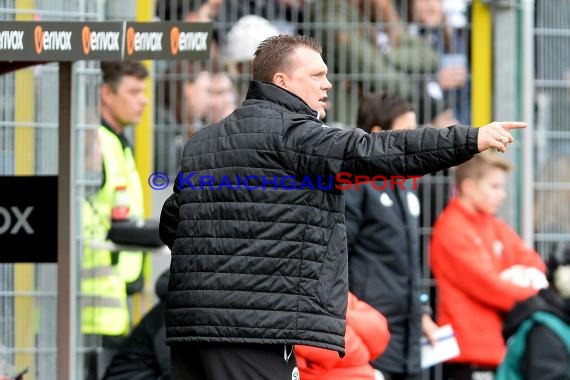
[81,26,120,55]
[34,25,43,54]
[0,30,24,50]
[173,30,208,55]
[33,26,72,54]
[82,26,91,54]
[126,26,135,55]
[126,26,163,55]
[170,26,180,55]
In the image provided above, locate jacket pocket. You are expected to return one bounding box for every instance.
[316,224,348,316]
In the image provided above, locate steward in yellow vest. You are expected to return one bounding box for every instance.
[82,61,149,380]
[81,124,145,337]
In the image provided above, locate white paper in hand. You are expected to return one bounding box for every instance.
[421,324,460,369]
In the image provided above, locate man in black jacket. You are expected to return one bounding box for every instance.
[345,93,437,380]
[159,34,525,380]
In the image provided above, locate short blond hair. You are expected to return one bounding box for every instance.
[455,151,512,187]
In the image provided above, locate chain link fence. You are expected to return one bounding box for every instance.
[0,1,104,378]
[533,0,570,260]
[3,0,569,379]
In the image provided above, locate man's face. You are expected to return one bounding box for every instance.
[102,75,147,127]
[416,0,444,27]
[183,71,212,123]
[466,168,508,214]
[208,72,236,123]
[277,46,332,119]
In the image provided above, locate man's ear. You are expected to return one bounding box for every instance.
[273,72,287,88]
[100,83,114,105]
[458,178,474,196]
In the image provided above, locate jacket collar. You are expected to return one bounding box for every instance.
[449,196,490,223]
[244,80,320,120]
[101,119,131,151]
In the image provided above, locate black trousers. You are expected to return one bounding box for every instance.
[171,343,299,380]
[84,335,124,380]
[442,363,496,380]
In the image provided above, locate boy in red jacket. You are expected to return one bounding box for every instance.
[430,152,546,380]
[295,292,390,380]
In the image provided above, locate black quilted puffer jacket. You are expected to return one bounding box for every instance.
[159,80,479,355]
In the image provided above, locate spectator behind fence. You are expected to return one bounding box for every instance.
[224,15,281,101]
[160,34,526,379]
[207,68,237,124]
[497,243,570,380]
[345,92,438,380]
[430,152,547,380]
[103,270,170,380]
[215,0,305,36]
[154,60,211,174]
[82,61,149,380]
[295,292,390,380]
[314,0,442,127]
[406,0,470,126]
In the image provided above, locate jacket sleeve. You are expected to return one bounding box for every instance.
[522,324,570,380]
[498,220,546,271]
[295,326,370,370]
[294,294,390,369]
[159,192,180,250]
[345,293,390,361]
[431,221,538,312]
[283,120,479,179]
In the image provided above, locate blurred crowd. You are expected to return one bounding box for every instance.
[153,0,471,176]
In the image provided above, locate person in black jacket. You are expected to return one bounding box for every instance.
[159,34,526,380]
[499,244,570,380]
[345,93,438,380]
[103,270,170,380]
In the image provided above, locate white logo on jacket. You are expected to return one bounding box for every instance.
[379,192,394,207]
[407,192,420,217]
[292,367,300,380]
[493,240,504,257]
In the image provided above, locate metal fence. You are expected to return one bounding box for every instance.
[4,0,569,379]
[0,1,105,379]
[533,0,570,260]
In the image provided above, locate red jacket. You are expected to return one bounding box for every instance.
[295,292,390,380]
[430,197,545,367]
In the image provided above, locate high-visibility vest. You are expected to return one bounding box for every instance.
[80,125,145,336]
[95,125,144,284]
[81,200,129,335]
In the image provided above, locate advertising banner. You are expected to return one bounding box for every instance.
[0,176,57,263]
[0,21,212,61]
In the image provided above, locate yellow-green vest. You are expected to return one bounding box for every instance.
[95,125,144,284]
[81,125,145,336]
[81,200,129,335]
